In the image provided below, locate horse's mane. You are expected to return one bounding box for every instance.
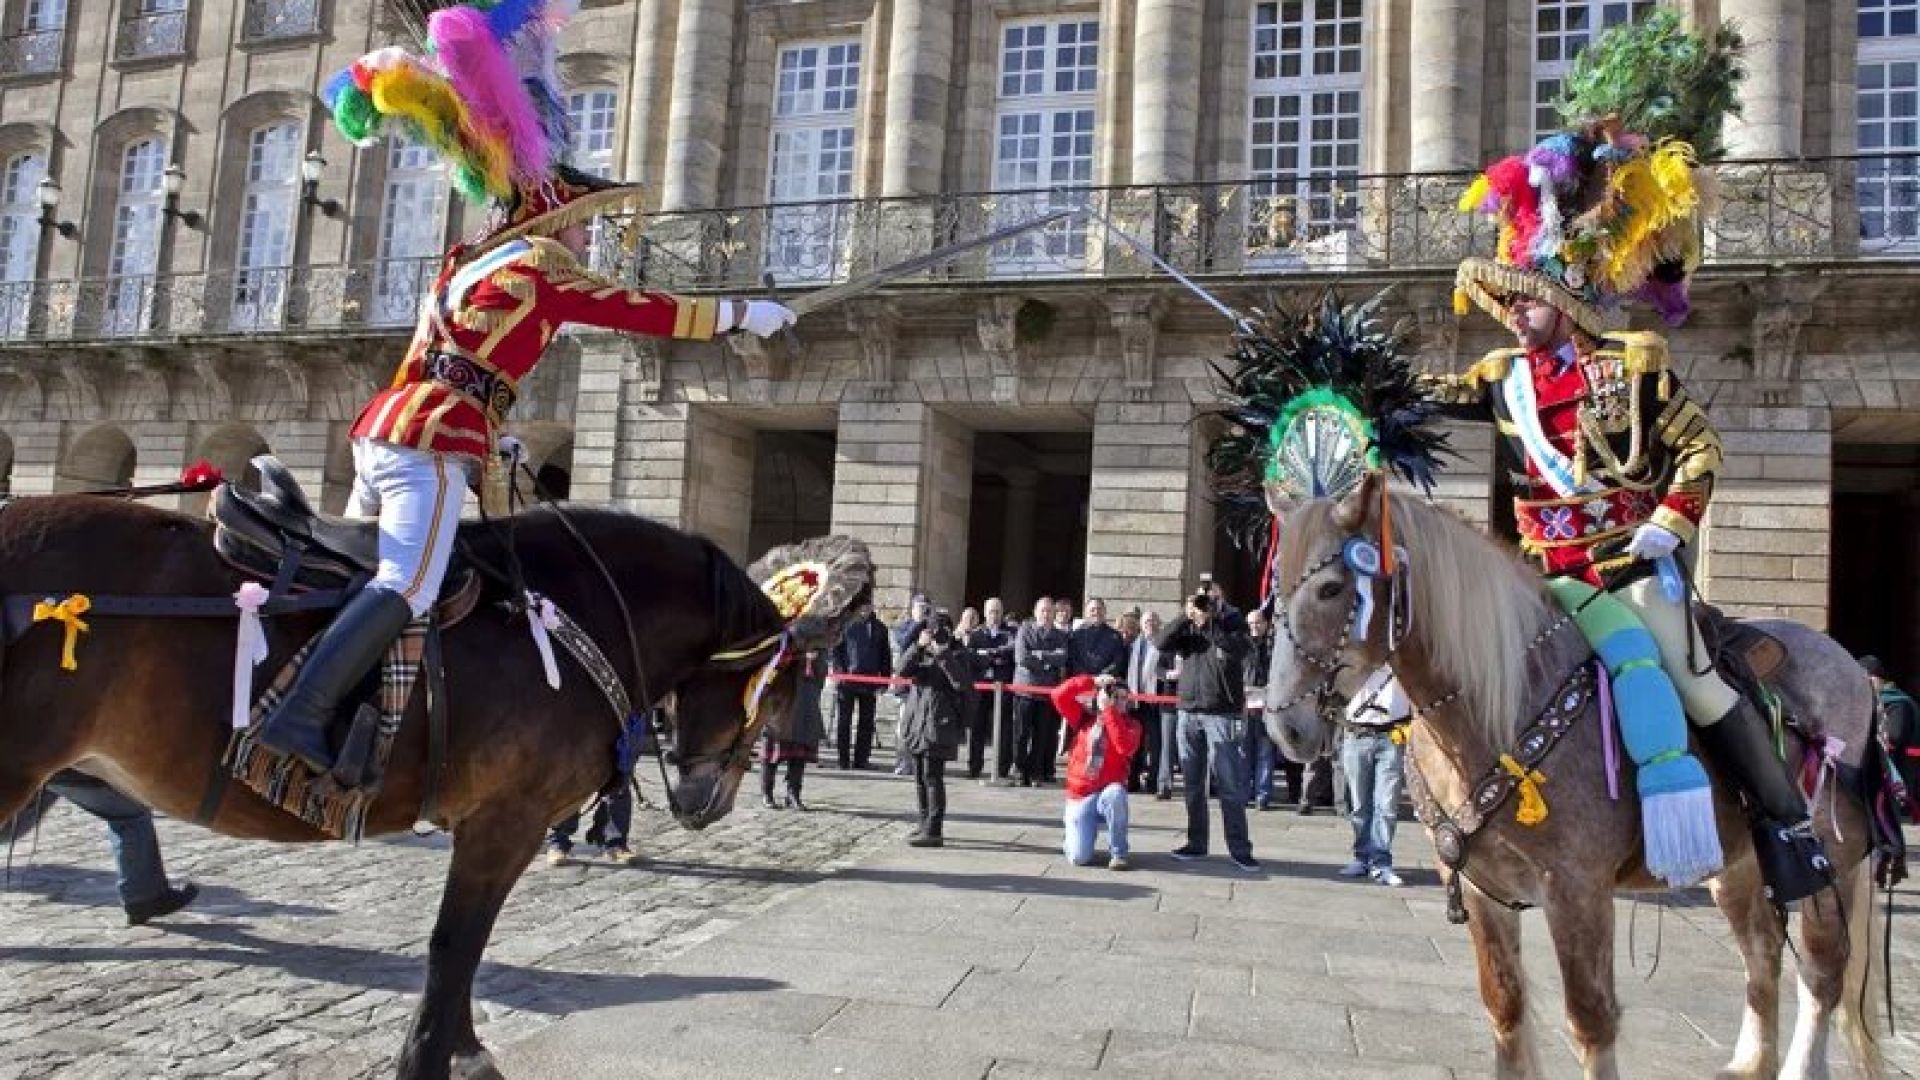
[1288,493,1556,744]
[1391,494,1557,744]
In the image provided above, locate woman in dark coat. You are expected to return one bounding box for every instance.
[896,610,975,847]
[763,651,827,810]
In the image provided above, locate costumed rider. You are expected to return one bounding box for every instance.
[1434,12,1828,901]
[255,1,797,775]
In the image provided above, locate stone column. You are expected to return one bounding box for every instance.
[624,0,679,197]
[880,0,954,197]
[1407,0,1485,171]
[998,468,1040,607]
[1130,0,1204,184]
[1720,0,1805,158]
[828,401,973,614]
[1084,399,1202,615]
[661,0,736,211]
[614,399,755,562]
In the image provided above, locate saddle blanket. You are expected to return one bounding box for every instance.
[225,621,427,842]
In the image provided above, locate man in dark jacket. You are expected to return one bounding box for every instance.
[1068,599,1128,679]
[898,610,975,847]
[1014,597,1070,786]
[1156,589,1258,871]
[1866,656,1920,794]
[1240,608,1290,810]
[829,604,893,769]
[965,596,1017,779]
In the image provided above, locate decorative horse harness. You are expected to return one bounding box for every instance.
[1271,526,1594,924]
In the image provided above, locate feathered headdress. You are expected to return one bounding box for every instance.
[1454,11,1745,333]
[322,0,643,252]
[1206,291,1450,570]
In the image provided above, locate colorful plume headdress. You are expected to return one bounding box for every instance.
[1206,290,1451,554]
[322,0,641,250]
[1453,11,1745,333]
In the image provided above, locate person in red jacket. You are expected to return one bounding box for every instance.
[1050,674,1142,870]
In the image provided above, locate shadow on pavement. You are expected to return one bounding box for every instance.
[0,865,335,918]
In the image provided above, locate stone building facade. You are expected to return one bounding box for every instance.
[0,0,1915,678]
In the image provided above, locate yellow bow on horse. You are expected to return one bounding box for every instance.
[1499,753,1550,826]
[32,593,92,672]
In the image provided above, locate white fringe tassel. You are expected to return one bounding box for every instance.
[1641,787,1724,888]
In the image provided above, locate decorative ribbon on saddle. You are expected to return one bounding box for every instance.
[1547,576,1722,887]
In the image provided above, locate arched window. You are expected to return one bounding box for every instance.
[104,138,166,336]
[232,121,301,331]
[0,153,45,338]
[373,135,448,325]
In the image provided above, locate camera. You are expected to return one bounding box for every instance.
[930,609,955,647]
[1189,590,1213,613]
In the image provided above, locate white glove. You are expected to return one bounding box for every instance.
[1625,522,1681,562]
[720,300,797,338]
[496,435,525,462]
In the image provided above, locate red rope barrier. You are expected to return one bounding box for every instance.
[822,671,1265,712]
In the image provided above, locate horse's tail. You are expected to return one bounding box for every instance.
[1836,856,1886,1078]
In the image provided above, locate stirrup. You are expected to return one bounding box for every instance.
[1751,817,1834,905]
[329,704,384,789]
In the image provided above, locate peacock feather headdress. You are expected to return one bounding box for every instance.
[1453,11,1745,333]
[1206,290,1450,556]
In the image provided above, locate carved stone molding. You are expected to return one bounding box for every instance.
[110,347,171,420]
[847,299,903,385]
[1742,276,1829,387]
[621,336,665,405]
[186,354,236,421]
[1104,293,1170,392]
[0,355,48,420]
[975,296,1028,380]
[726,331,786,384]
[1415,303,1462,367]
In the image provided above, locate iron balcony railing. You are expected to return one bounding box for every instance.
[241,0,320,42]
[0,27,63,77]
[114,9,188,62]
[0,157,1913,346]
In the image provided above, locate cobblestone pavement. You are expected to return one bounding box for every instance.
[0,766,908,1080]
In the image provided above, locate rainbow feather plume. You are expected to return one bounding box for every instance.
[430,5,551,183]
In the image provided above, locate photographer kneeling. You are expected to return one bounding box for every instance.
[1050,673,1143,870]
[897,609,976,848]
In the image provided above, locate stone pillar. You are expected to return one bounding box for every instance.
[565,340,625,503]
[1697,403,1832,629]
[624,0,679,198]
[880,0,953,197]
[828,401,973,614]
[1407,0,1485,171]
[999,468,1040,608]
[1721,0,1805,158]
[684,409,757,562]
[1084,399,1202,615]
[1131,0,1204,184]
[6,420,61,497]
[1095,0,1136,186]
[661,0,735,211]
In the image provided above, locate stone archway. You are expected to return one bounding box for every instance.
[183,422,270,516]
[54,424,135,493]
[511,421,574,504]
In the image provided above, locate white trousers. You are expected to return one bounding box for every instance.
[345,439,468,617]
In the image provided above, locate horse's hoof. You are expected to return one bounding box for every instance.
[452,1048,504,1080]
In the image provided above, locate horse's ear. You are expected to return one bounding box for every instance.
[747,535,875,652]
[1332,470,1382,531]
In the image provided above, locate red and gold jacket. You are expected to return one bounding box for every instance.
[352,237,722,463]
[1430,331,1723,586]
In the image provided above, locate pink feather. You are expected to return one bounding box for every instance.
[429,6,550,181]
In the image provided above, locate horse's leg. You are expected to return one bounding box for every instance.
[393,812,541,1080]
[1463,883,1544,1080]
[1543,881,1621,1080]
[1708,854,1784,1079]
[1780,878,1856,1080]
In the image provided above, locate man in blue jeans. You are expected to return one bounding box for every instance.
[1155,588,1258,871]
[1340,665,1410,887]
[5,771,198,925]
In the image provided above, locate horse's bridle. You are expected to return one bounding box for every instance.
[1269,546,1360,712]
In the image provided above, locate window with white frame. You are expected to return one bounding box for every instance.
[565,86,621,271]
[105,138,166,336]
[232,122,300,331]
[1859,1,1919,245]
[373,136,448,326]
[992,18,1098,270]
[1248,0,1363,258]
[1532,1,1654,138]
[0,153,44,338]
[766,40,861,281]
[23,0,68,30]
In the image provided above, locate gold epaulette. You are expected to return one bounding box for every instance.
[519,236,581,272]
[1462,348,1523,388]
[1599,330,1672,400]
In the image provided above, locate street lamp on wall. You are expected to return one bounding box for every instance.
[34,177,78,239]
[300,151,342,218]
[160,163,204,229]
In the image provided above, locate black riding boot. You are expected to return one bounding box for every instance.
[784,761,808,811]
[255,589,414,774]
[1697,700,1834,904]
[761,759,781,809]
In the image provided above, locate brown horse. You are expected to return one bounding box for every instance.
[1262,475,1885,1080]
[0,491,867,1080]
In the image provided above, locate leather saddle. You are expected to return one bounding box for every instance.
[212,456,476,613]
[1697,604,1789,685]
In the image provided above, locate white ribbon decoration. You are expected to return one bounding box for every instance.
[232,583,271,729]
[1809,736,1847,843]
[526,591,562,690]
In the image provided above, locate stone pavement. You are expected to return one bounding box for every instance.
[5,760,1920,1079]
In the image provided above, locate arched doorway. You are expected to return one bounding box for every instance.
[55,425,136,493]
[510,422,574,504]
